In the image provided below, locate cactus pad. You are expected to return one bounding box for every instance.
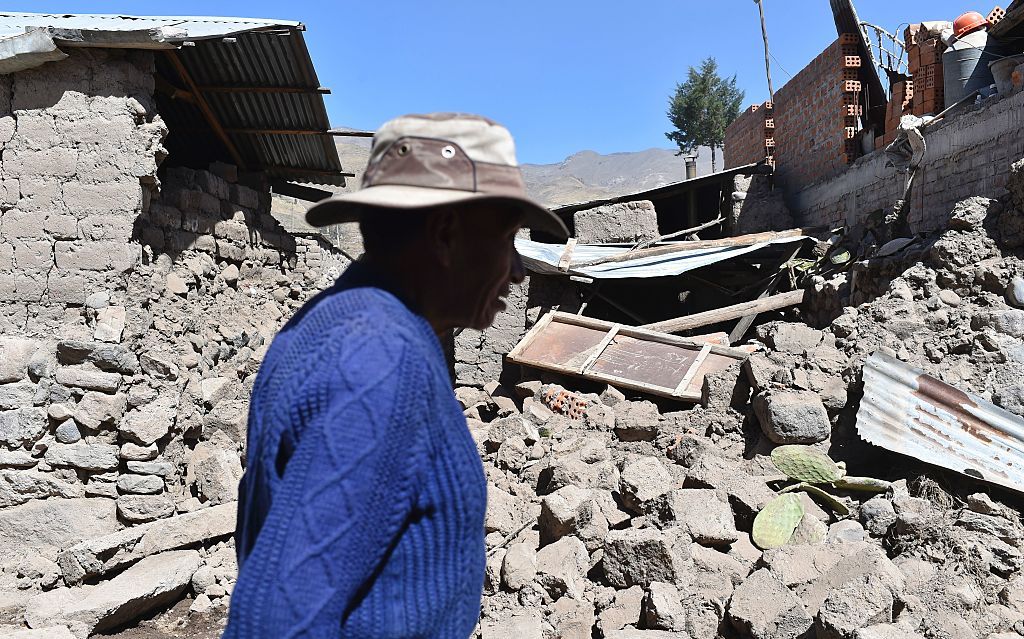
[752,494,805,550]
[833,476,891,493]
[771,445,845,484]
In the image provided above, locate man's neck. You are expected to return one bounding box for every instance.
[350,255,450,337]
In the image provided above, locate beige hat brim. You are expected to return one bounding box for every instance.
[305,184,568,239]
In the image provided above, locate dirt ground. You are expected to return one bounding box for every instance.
[91,599,228,639]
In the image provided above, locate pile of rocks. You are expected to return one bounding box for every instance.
[464,183,1024,639]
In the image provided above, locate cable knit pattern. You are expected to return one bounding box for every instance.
[224,265,487,639]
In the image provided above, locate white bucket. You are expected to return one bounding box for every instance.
[990,55,1024,96]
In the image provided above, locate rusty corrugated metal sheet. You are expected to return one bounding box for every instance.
[858,351,1024,493]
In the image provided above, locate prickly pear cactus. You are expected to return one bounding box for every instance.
[752,493,805,550]
[771,445,845,484]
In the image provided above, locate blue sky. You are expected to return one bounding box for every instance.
[8,1,973,163]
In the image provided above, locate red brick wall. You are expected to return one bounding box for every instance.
[724,101,773,168]
[725,36,863,191]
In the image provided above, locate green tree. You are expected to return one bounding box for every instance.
[665,57,744,173]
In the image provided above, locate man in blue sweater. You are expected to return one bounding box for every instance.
[223,113,568,638]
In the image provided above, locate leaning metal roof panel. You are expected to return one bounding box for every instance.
[0,12,344,186]
[858,351,1024,493]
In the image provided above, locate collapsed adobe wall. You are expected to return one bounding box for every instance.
[0,48,349,634]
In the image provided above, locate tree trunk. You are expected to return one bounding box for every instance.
[711,146,717,173]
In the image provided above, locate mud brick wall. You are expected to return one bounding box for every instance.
[725,37,862,191]
[0,46,348,611]
[791,87,1024,233]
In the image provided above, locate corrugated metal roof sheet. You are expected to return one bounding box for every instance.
[550,162,771,216]
[0,12,301,41]
[0,12,344,186]
[858,351,1024,493]
[516,234,810,279]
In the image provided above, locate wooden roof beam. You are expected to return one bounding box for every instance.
[165,50,248,171]
[224,128,374,137]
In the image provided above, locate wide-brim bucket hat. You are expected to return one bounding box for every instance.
[306,113,569,238]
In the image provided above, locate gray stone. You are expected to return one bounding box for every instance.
[119,442,158,461]
[93,306,126,343]
[602,527,691,589]
[499,543,536,591]
[1008,276,1024,309]
[0,337,38,383]
[55,341,138,375]
[84,292,110,309]
[47,404,74,422]
[0,498,117,567]
[816,575,894,639]
[543,453,619,493]
[603,630,684,639]
[54,367,121,393]
[574,200,659,244]
[549,597,595,639]
[854,625,926,639]
[57,502,235,584]
[753,390,831,444]
[74,392,126,429]
[0,470,85,508]
[539,485,609,550]
[221,263,239,285]
[125,460,174,477]
[648,488,739,546]
[138,352,178,381]
[119,398,175,445]
[484,485,529,536]
[0,381,37,410]
[16,554,61,590]
[480,610,543,639]
[642,581,685,631]
[598,585,644,635]
[0,407,47,447]
[765,323,823,353]
[0,449,37,468]
[44,443,119,472]
[535,535,589,599]
[619,456,674,514]
[827,520,867,544]
[859,497,897,537]
[165,272,188,295]
[116,493,174,524]
[54,420,82,444]
[614,400,661,442]
[728,568,813,639]
[116,474,163,495]
[25,549,201,638]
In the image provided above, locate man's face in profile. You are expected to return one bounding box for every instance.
[445,204,526,331]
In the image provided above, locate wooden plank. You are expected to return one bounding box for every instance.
[506,312,749,403]
[557,238,578,272]
[572,228,822,269]
[579,324,621,374]
[643,289,806,334]
[507,310,556,361]
[673,343,713,396]
[165,51,247,171]
[553,312,749,360]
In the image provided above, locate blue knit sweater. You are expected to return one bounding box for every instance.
[224,262,487,639]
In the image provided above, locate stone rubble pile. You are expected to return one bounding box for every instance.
[465,178,1024,639]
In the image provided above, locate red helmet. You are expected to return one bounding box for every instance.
[954,11,989,38]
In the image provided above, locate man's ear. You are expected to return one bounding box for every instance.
[426,207,459,268]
